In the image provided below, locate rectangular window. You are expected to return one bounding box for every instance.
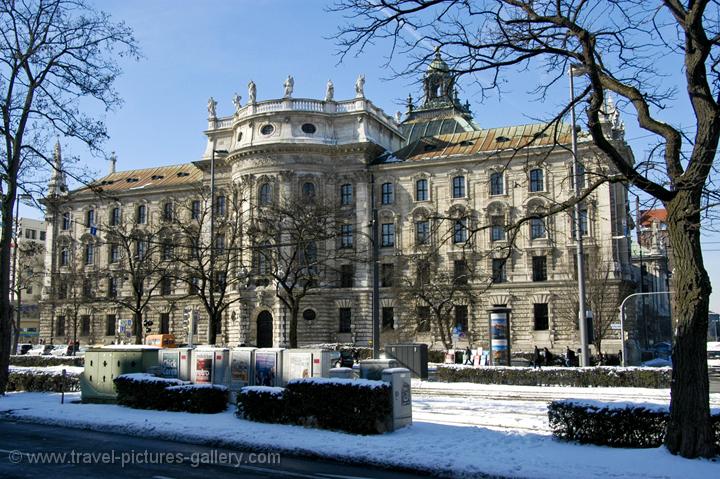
[215,195,226,216]
[492,258,507,284]
[381,182,394,205]
[60,249,69,266]
[340,264,354,288]
[381,223,395,247]
[415,220,430,245]
[160,313,170,335]
[530,218,546,239]
[215,234,225,254]
[529,169,544,192]
[382,307,394,330]
[454,259,468,285]
[455,305,468,332]
[416,179,428,201]
[453,219,467,243]
[55,316,65,337]
[81,315,91,336]
[105,314,116,336]
[417,260,430,286]
[534,303,549,331]
[381,263,394,287]
[340,184,353,206]
[532,256,548,282]
[339,308,352,333]
[110,207,121,226]
[161,276,173,296]
[162,240,173,261]
[417,306,431,332]
[491,215,505,241]
[191,200,201,220]
[62,212,71,230]
[107,277,118,298]
[86,209,95,227]
[340,224,353,248]
[214,272,226,293]
[452,176,465,198]
[82,278,93,298]
[58,283,67,300]
[572,207,589,238]
[109,244,120,264]
[40,231,46,241]
[84,243,94,265]
[163,203,173,222]
[189,277,199,295]
[136,205,146,224]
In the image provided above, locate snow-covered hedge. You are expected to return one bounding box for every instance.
[237,378,393,434]
[548,399,720,448]
[436,365,671,388]
[113,374,228,413]
[7,368,80,392]
[10,355,83,367]
[237,386,287,424]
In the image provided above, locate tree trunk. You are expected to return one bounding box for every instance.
[133,311,143,345]
[208,310,219,345]
[0,191,17,393]
[663,192,716,458]
[289,306,298,348]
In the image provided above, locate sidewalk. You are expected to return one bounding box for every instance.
[1,391,717,478]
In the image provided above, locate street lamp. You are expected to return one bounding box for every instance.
[209,147,228,345]
[618,291,672,366]
[569,64,591,366]
[370,175,380,359]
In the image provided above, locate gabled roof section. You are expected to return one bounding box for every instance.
[79,163,202,194]
[639,209,668,227]
[386,123,575,163]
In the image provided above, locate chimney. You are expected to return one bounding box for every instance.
[109,151,117,174]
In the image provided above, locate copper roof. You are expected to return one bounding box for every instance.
[393,123,576,162]
[80,163,202,194]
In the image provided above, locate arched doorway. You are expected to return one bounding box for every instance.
[256,311,273,347]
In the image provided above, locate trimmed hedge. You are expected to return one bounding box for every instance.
[436,365,671,388]
[114,373,228,413]
[548,400,720,448]
[237,378,393,434]
[10,355,84,367]
[7,371,79,392]
[237,386,287,423]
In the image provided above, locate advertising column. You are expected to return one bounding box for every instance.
[194,349,214,384]
[489,308,511,366]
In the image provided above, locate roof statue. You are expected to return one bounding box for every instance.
[248,80,256,104]
[207,97,217,119]
[232,93,242,113]
[355,74,365,98]
[325,79,334,102]
[284,75,294,98]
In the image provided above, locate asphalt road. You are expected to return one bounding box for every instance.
[0,421,431,479]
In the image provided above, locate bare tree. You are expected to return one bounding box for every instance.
[0,0,139,392]
[333,0,719,457]
[249,193,356,348]
[172,185,250,345]
[10,241,44,351]
[104,209,173,345]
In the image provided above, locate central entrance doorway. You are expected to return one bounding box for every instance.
[256,311,273,347]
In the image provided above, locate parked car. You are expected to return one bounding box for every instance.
[708,342,720,368]
[651,342,672,360]
[27,344,54,356]
[145,334,176,348]
[15,343,33,355]
[49,345,72,356]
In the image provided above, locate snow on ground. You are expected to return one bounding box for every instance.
[1,388,718,478]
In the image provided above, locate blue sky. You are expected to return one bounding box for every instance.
[21,0,719,312]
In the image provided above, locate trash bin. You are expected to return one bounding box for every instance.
[382,367,412,430]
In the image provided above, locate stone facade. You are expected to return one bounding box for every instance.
[39,57,635,355]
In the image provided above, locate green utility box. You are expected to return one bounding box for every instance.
[80,346,160,403]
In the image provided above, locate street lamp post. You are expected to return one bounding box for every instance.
[569,64,591,366]
[370,174,380,359]
[618,291,672,366]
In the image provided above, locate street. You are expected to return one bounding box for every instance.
[710,367,720,394]
[0,421,431,479]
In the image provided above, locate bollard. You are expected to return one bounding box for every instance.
[61,369,66,404]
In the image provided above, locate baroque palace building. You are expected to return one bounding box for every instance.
[39,53,636,356]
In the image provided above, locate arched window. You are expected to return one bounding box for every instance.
[452,176,465,198]
[529,169,544,192]
[136,204,146,224]
[259,183,272,205]
[490,172,504,196]
[163,202,173,221]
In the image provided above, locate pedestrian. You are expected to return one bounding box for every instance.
[464,346,473,365]
[533,346,542,369]
[543,347,552,366]
[567,347,576,367]
[618,349,623,365]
